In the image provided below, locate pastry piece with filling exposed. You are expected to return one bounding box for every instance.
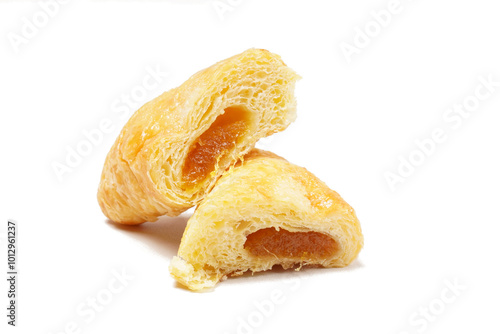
[98,49,299,224]
[170,150,363,291]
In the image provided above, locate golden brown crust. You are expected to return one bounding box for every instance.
[97,49,300,224]
[169,149,364,291]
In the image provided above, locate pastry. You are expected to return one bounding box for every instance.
[98,49,299,224]
[169,149,363,291]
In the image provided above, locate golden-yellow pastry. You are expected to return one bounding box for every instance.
[98,49,299,224]
[169,149,363,291]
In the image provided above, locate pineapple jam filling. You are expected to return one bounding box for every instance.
[244,228,338,260]
[182,106,250,187]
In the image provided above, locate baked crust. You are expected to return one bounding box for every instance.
[169,149,364,291]
[97,49,299,224]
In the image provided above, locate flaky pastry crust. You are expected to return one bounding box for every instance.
[170,150,364,291]
[98,49,299,224]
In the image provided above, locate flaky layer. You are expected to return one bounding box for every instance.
[170,150,363,291]
[98,49,299,224]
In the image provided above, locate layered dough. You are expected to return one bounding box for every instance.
[170,150,364,291]
[98,49,299,224]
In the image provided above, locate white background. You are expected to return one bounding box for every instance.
[1,0,500,333]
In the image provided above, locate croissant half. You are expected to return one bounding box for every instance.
[169,150,363,291]
[98,49,300,224]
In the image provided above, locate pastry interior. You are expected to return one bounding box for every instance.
[170,214,351,291]
[182,106,251,190]
[244,227,338,260]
